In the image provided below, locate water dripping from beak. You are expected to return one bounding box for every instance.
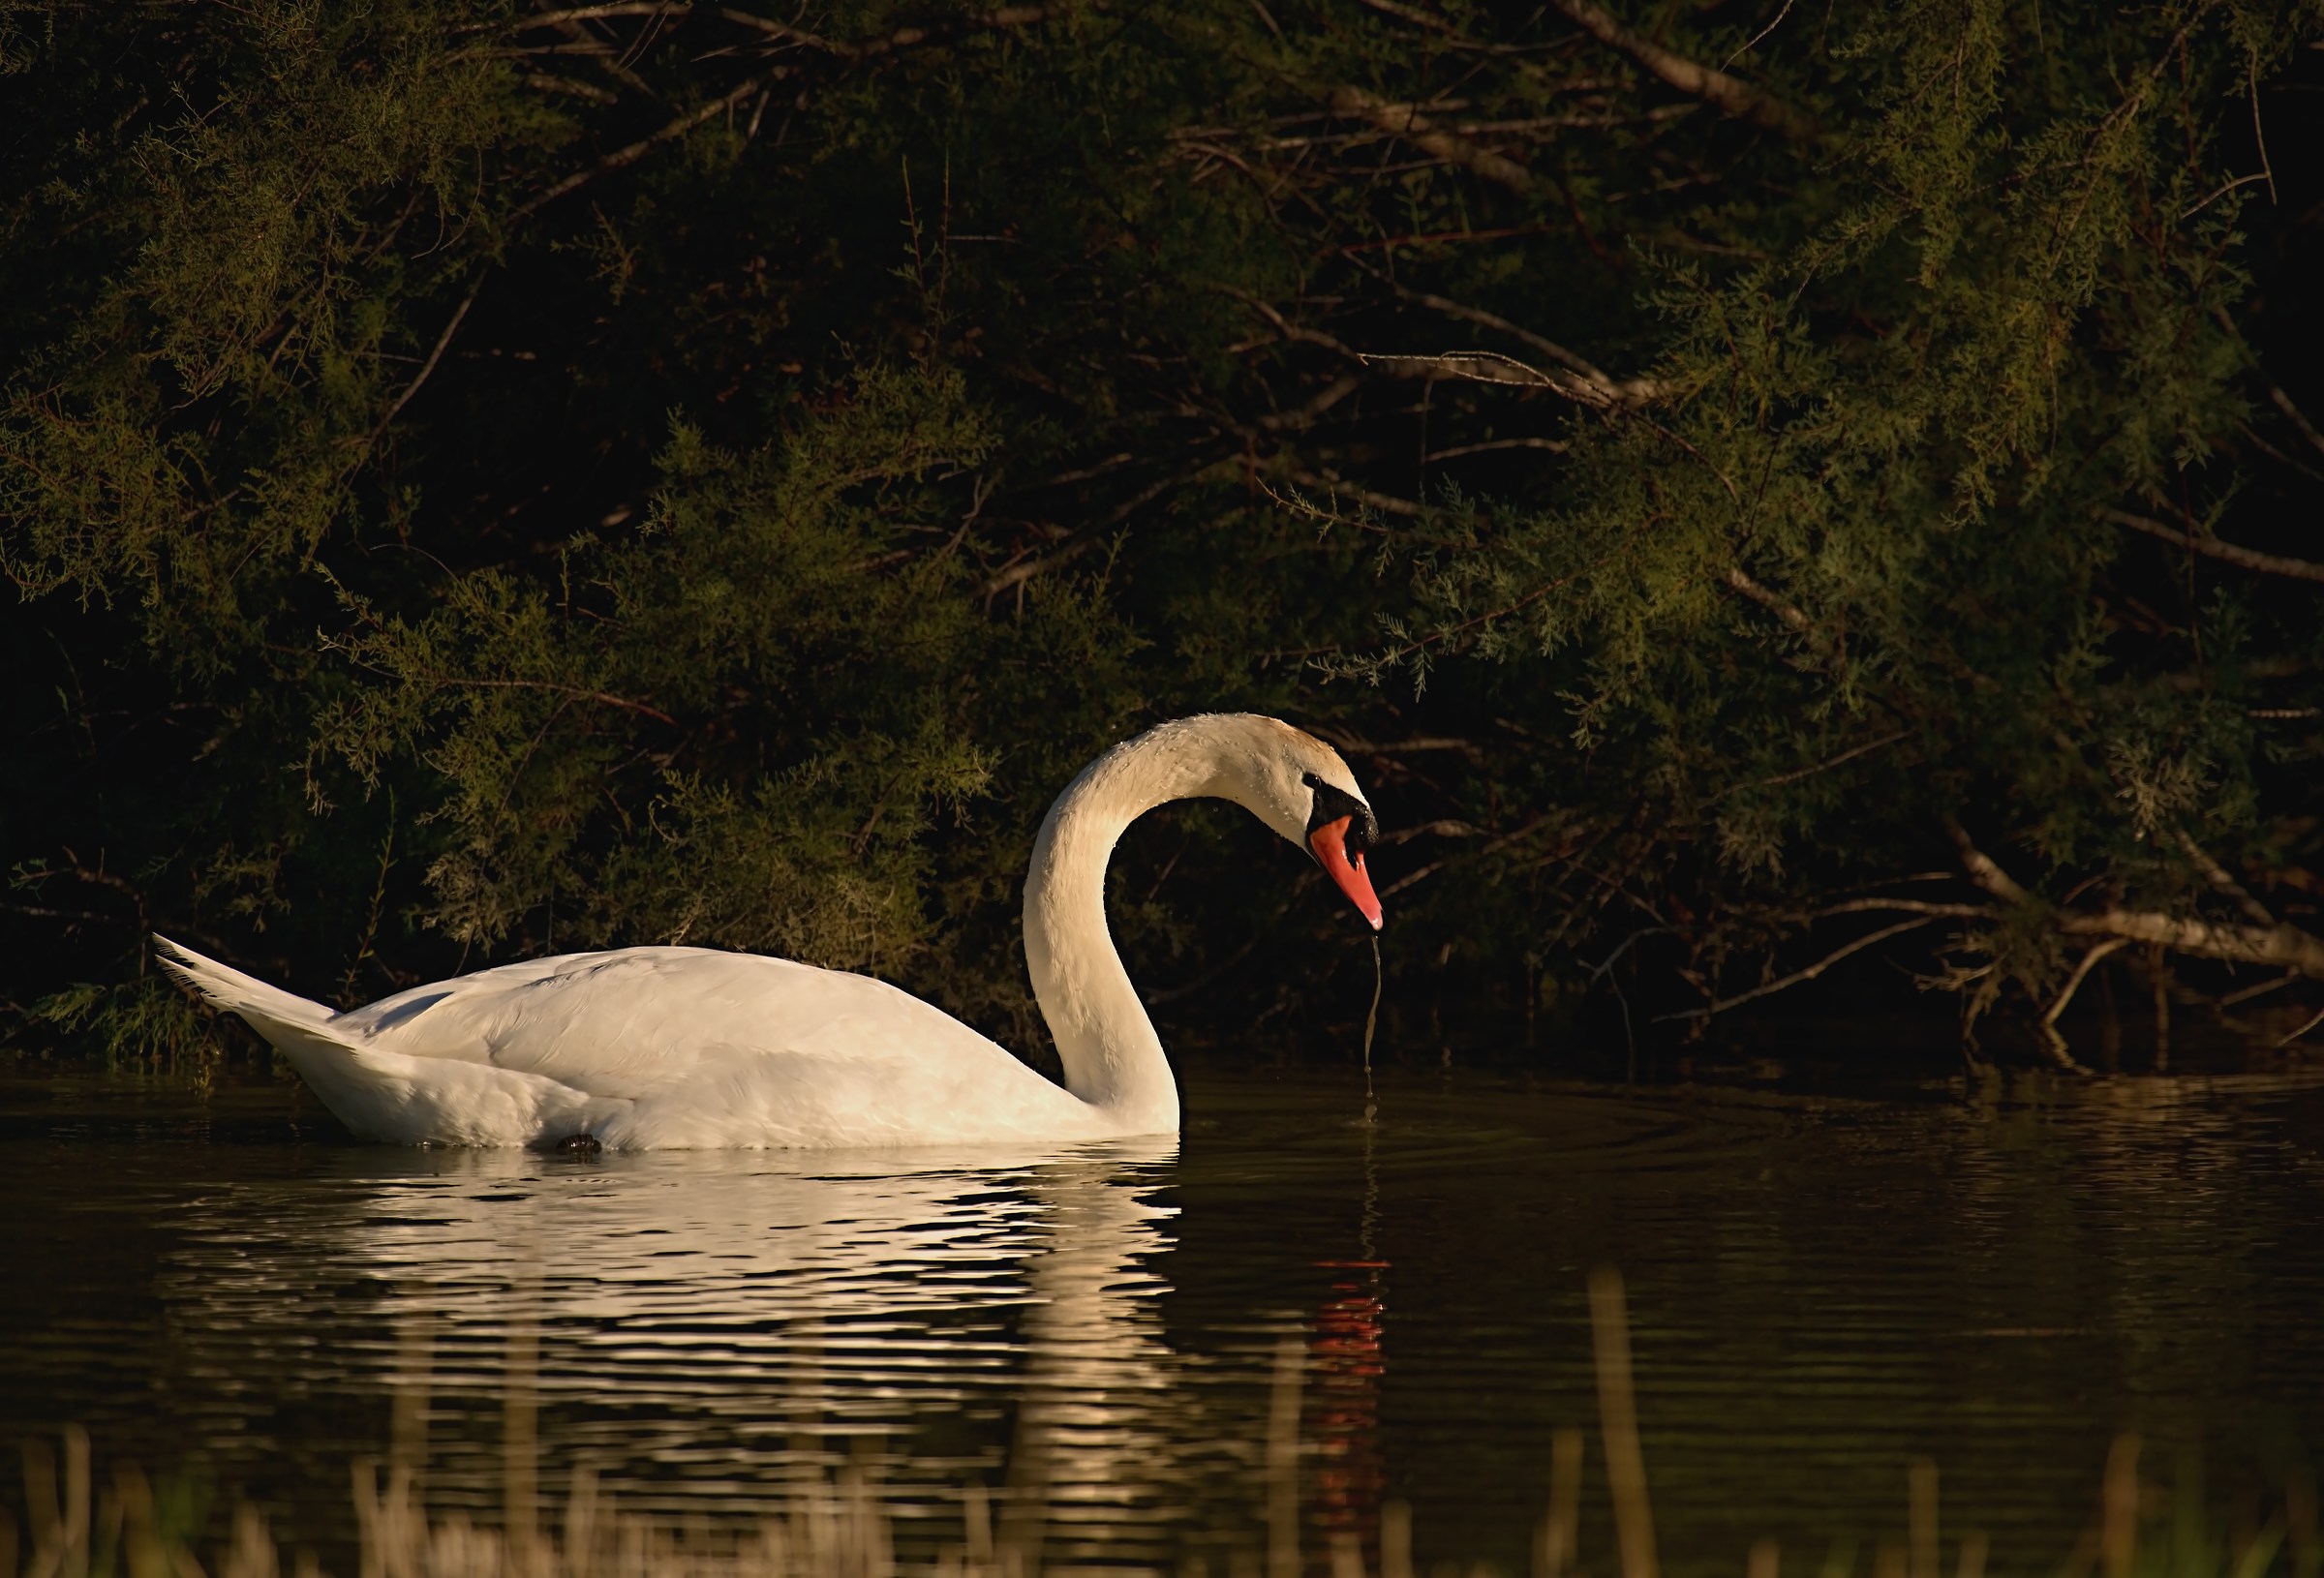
[1362,933,1383,1105]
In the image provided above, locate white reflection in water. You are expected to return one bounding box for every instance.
[155,1139,1195,1561]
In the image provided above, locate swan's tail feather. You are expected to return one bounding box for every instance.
[154,933,621,1148]
[152,934,341,1040]
[154,934,414,1138]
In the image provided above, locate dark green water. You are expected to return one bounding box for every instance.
[5,1065,2322,1576]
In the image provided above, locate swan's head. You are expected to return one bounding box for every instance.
[1218,716,1384,932]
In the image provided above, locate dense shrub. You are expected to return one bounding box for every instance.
[7,0,2322,1070]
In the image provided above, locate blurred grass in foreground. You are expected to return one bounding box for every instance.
[7,1271,2318,1578]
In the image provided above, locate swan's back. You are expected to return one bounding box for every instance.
[163,940,1097,1149]
[337,948,935,1096]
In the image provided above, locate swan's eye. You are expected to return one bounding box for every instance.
[1300,771,1324,790]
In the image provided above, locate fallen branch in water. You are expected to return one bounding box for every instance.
[2038,938,2125,1075]
[1946,818,2324,976]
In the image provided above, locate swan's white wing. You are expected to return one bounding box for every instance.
[329,947,1092,1146]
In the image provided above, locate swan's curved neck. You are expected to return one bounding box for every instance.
[1024,725,1255,1131]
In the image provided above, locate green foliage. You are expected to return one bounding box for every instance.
[318,367,1003,972]
[7,0,2324,1071]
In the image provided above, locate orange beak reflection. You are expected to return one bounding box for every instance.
[1309,815,1384,931]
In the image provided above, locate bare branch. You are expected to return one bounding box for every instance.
[514,3,691,26]
[411,677,680,726]
[1372,274,1658,399]
[2174,829,2276,927]
[2277,1005,2324,1048]
[718,4,1078,60]
[1942,818,2034,905]
[1661,917,1942,1019]
[1281,470,1427,518]
[2269,384,2324,460]
[1377,818,1484,841]
[524,73,621,103]
[2219,972,2296,1006]
[2064,906,2324,976]
[1423,437,1571,462]
[2039,937,2125,1074]
[1544,0,1817,139]
[1379,814,1559,898]
[518,75,773,216]
[1359,348,1564,386]
[1353,0,1463,35]
[2249,48,2278,205]
[1326,85,1540,195]
[2104,508,2324,583]
[1810,897,1999,920]
[372,274,485,440]
[1709,728,1909,803]
[1326,736,1483,756]
[977,453,1223,597]
[1222,286,1622,409]
[1722,566,1820,640]
[1947,818,2324,975]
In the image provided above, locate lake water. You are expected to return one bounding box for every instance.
[5,1065,2322,1577]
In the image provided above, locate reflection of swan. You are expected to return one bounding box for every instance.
[154,1144,1186,1551]
[1003,1159,1188,1561]
[154,714,1383,1148]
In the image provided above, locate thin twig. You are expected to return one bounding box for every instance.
[2268,385,2324,461]
[2217,972,2295,1007]
[1808,897,1998,920]
[1707,729,1909,803]
[2174,829,2276,927]
[1583,926,1676,980]
[512,3,692,27]
[372,274,485,440]
[1423,436,1572,462]
[976,454,1222,596]
[1326,84,1539,194]
[2103,508,2324,583]
[1721,0,1798,72]
[1545,0,1818,138]
[716,4,1076,60]
[1660,916,1942,1019]
[1378,814,1556,898]
[517,75,771,217]
[2249,49,2278,206]
[420,677,678,725]
[2275,1004,2324,1048]
[2039,937,2124,1074]
[1371,274,1656,399]
[2180,171,2273,222]
[1221,285,1622,409]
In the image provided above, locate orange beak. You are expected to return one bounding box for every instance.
[1309,815,1384,931]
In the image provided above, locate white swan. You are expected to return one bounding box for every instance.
[155,713,1383,1149]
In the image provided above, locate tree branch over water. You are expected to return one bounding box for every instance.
[1947,820,2324,977]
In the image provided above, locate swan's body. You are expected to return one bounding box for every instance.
[156,713,1382,1149]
